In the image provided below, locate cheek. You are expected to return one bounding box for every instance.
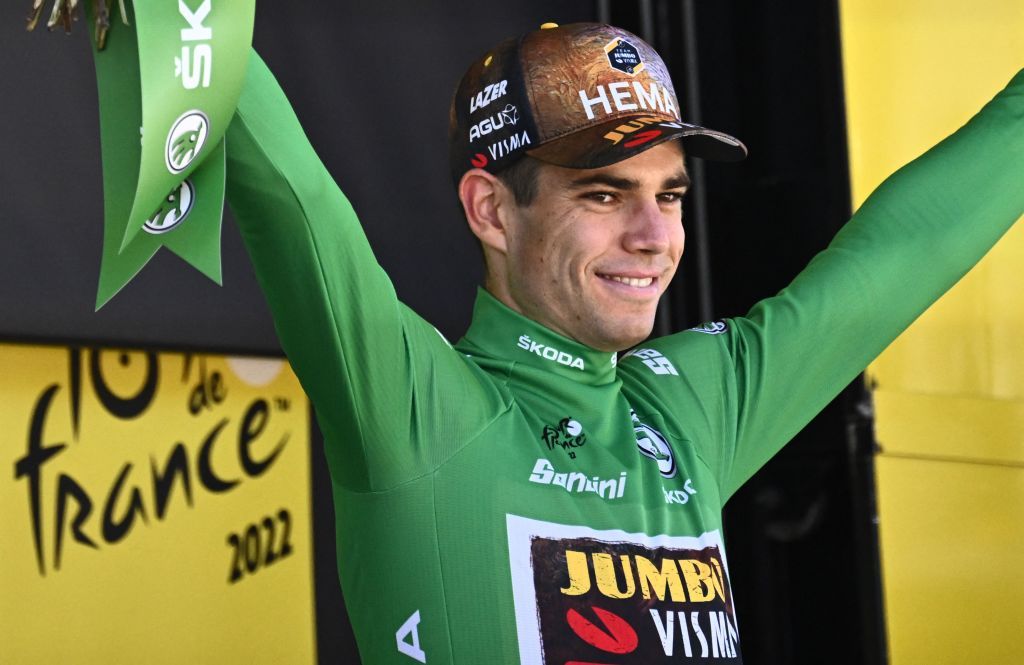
[547,231,595,284]
[507,227,559,298]
[513,208,595,288]
[665,215,685,258]
[532,221,580,276]
[657,222,685,289]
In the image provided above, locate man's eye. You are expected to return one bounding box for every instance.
[658,191,685,204]
[584,191,616,204]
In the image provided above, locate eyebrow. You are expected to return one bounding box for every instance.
[567,171,691,191]
[663,172,691,190]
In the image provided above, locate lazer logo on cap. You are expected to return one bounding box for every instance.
[469,104,519,143]
[605,37,645,75]
[470,79,509,113]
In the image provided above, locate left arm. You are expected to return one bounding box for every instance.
[624,68,1024,499]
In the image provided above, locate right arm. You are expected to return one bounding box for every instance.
[225,51,504,491]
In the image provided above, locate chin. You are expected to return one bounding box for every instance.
[593,321,655,352]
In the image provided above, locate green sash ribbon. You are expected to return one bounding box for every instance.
[89,0,255,308]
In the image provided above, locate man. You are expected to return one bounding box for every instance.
[225,22,1024,663]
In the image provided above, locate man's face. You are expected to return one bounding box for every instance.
[498,141,688,352]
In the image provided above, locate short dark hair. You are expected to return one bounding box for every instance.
[495,155,543,207]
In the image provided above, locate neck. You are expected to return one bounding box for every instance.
[458,288,620,387]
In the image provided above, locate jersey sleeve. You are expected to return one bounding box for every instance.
[224,51,507,491]
[630,68,1024,500]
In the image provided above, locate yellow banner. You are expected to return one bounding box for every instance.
[0,343,314,663]
[840,1,1024,662]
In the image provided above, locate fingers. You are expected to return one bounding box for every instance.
[25,0,126,51]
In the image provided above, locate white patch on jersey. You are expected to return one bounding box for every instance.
[528,458,627,500]
[396,610,427,663]
[622,347,678,375]
[516,334,585,370]
[664,479,698,505]
[506,516,738,664]
[631,409,677,478]
[688,320,728,335]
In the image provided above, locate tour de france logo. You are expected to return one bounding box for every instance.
[144,179,196,235]
[165,109,210,174]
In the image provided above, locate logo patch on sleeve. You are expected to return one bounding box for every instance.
[687,321,728,335]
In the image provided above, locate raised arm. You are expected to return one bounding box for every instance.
[623,68,1024,499]
[224,51,503,491]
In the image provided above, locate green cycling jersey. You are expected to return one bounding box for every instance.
[224,51,1024,663]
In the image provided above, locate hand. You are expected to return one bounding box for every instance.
[25,0,129,50]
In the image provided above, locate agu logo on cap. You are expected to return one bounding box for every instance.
[469,103,519,143]
[144,179,195,235]
[165,110,210,174]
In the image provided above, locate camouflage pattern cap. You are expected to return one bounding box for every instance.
[448,22,746,182]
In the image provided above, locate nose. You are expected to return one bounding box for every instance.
[622,199,677,255]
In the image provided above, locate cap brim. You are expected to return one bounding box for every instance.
[526,116,747,169]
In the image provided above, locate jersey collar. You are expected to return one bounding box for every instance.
[459,288,619,386]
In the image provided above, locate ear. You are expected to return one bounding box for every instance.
[458,168,512,255]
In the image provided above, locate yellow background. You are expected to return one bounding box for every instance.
[0,343,315,664]
[840,2,1024,662]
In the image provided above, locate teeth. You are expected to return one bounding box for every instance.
[607,275,653,287]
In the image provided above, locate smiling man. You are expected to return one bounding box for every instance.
[462,144,689,351]
[225,21,1024,664]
